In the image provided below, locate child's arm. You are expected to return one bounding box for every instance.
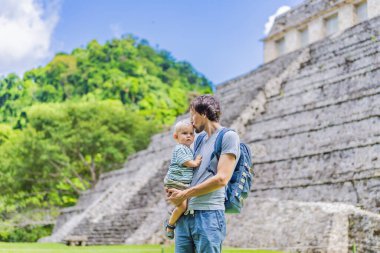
[183,155,202,168]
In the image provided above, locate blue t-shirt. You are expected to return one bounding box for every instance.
[188,127,240,211]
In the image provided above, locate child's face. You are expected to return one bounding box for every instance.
[174,125,195,147]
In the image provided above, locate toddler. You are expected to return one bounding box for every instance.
[163,120,202,239]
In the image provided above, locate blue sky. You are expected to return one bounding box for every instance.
[0,0,304,85]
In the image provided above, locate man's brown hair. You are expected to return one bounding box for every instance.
[190,95,221,122]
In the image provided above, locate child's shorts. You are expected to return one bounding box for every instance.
[164,177,190,190]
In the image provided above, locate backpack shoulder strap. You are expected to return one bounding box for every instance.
[214,128,233,160]
[194,132,206,154]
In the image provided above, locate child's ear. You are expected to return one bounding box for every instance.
[173,133,178,140]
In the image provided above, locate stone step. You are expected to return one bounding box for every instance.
[125,199,169,244]
[284,56,379,98]
[311,34,379,64]
[284,43,379,94]
[305,34,376,67]
[48,157,168,243]
[66,158,168,244]
[217,50,302,126]
[246,92,380,142]
[73,207,165,244]
[252,176,380,214]
[72,190,106,210]
[256,68,380,122]
[254,144,380,187]
[249,116,380,163]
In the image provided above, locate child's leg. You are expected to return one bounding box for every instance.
[168,200,187,228]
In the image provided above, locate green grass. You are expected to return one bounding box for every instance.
[0,243,284,253]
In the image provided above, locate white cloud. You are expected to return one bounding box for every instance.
[264,6,291,35]
[0,0,61,76]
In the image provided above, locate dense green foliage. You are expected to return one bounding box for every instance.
[0,225,53,243]
[0,35,212,241]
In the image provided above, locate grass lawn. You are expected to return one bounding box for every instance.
[0,243,284,253]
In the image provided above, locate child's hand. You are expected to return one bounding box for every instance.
[183,155,202,168]
[194,155,202,166]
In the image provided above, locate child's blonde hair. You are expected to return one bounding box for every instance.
[174,119,193,134]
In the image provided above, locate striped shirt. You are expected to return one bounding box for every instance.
[164,144,194,185]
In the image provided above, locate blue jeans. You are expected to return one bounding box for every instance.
[175,210,226,253]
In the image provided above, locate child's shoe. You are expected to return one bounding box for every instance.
[164,219,175,240]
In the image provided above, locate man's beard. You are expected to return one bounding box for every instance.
[194,124,204,133]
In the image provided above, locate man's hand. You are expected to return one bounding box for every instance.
[165,154,236,207]
[166,188,187,207]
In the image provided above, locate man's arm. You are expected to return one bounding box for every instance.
[167,153,236,206]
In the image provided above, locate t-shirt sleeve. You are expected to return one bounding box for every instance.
[176,145,194,165]
[221,131,240,159]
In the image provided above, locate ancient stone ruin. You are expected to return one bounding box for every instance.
[264,0,380,62]
[41,0,380,252]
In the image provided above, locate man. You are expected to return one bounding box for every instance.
[167,95,240,253]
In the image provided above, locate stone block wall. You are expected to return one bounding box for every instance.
[217,49,301,127]
[240,17,380,213]
[225,198,380,253]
